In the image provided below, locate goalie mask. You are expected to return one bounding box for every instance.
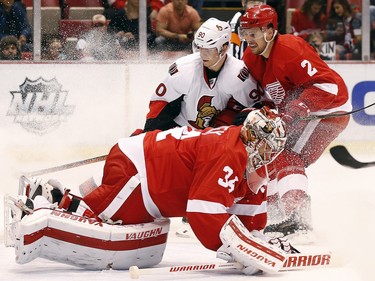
[240,107,286,174]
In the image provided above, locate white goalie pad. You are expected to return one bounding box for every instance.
[5,198,170,270]
[219,215,286,273]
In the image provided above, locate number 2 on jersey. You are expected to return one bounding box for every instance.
[301,59,318,76]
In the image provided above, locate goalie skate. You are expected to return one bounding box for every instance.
[263,212,314,244]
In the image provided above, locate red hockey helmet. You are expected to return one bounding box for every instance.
[240,4,278,30]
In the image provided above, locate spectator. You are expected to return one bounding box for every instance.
[326,0,362,60]
[0,0,32,52]
[42,35,67,60]
[108,0,156,50]
[148,0,164,32]
[306,31,333,60]
[0,35,21,60]
[154,0,201,52]
[229,0,266,59]
[290,0,327,40]
[267,0,286,34]
[187,0,203,16]
[103,0,161,32]
[75,14,126,61]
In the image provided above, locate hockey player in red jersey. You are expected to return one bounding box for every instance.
[7,108,296,274]
[239,5,351,237]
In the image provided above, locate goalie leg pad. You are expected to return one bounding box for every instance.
[219,215,286,274]
[13,208,170,269]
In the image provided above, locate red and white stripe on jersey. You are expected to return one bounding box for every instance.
[84,126,268,251]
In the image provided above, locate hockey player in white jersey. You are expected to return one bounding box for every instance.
[139,17,272,134]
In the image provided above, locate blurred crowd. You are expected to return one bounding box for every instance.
[0,0,373,61]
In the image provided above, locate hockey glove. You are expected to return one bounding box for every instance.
[27,178,64,204]
[218,215,287,275]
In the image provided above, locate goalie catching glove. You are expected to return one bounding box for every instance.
[217,215,299,275]
[14,177,66,217]
[26,177,64,205]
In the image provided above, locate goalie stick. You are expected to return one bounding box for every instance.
[329,145,375,169]
[129,251,333,279]
[24,155,107,177]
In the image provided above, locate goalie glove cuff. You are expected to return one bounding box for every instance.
[216,243,261,275]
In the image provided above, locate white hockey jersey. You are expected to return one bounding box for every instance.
[144,52,270,131]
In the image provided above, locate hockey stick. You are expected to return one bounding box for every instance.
[129,251,333,279]
[24,154,107,177]
[299,101,375,121]
[329,145,375,169]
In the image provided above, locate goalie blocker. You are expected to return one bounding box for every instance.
[218,215,287,274]
[5,195,170,270]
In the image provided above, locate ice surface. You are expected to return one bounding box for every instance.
[1,151,374,281]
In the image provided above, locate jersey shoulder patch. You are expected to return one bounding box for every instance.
[237,66,250,81]
[169,62,178,76]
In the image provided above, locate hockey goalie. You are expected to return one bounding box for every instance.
[4,107,297,274]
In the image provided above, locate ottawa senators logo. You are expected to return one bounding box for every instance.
[188,96,218,129]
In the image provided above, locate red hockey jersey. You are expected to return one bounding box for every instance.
[242,34,351,115]
[83,126,268,251]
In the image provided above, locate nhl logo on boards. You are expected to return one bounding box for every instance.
[7,77,75,135]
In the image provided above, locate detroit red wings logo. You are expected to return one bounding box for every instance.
[265,81,285,105]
